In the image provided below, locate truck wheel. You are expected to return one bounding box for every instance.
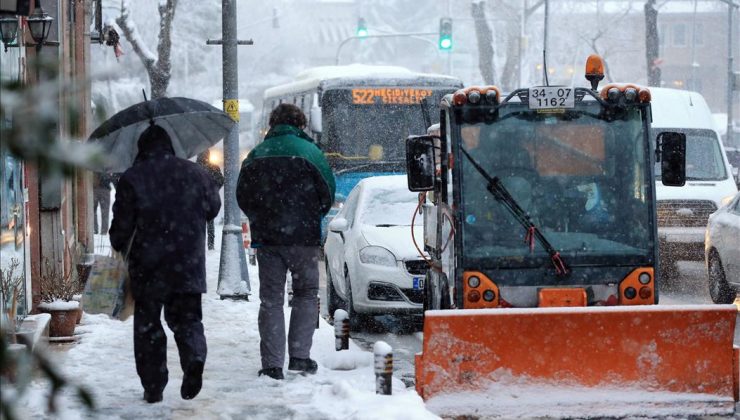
[423,272,436,312]
[708,253,736,304]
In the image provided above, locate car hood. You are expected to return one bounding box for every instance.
[360,225,425,261]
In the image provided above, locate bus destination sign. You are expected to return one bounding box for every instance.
[352,88,433,105]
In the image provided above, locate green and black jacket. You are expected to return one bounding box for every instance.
[236,124,336,246]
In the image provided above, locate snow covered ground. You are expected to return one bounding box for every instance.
[17,233,435,420]
[14,232,740,419]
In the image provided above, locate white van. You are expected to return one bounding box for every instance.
[650,88,738,279]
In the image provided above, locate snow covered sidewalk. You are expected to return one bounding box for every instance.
[19,238,437,420]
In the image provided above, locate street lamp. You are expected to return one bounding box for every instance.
[26,1,53,51]
[0,15,20,52]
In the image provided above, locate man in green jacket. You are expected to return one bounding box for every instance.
[236,104,335,380]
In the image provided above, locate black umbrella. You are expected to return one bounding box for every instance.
[88,96,235,172]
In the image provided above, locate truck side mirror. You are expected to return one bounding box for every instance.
[406,135,436,192]
[310,105,322,134]
[657,131,686,187]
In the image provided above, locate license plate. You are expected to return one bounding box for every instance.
[528,87,574,109]
[413,277,424,290]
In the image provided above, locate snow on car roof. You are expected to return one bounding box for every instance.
[263,64,460,99]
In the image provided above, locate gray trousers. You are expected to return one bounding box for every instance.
[256,246,320,369]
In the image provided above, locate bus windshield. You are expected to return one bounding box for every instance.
[459,102,653,268]
[321,88,451,171]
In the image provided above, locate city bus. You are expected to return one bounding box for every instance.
[260,64,463,207]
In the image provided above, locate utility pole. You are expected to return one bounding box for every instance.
[208,0,253,299]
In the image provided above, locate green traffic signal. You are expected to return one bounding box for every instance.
[357,18,368,38]
[439,17,452,50]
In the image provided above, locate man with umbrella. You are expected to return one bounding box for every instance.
[109,123,221,403]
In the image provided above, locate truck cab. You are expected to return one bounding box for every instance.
[407,60,686,311]
[406,58,739,411]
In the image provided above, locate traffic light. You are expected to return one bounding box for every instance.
[439,17,452,50]
[356,18,368,38]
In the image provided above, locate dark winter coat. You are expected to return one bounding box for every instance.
[196,154,225,189]
[109,127,221,300]
[236,124,335,247]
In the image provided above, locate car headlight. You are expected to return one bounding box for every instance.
[359,246,396,267]
[720,195,735,208]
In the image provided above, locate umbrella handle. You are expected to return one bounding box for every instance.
[142,89,148,102]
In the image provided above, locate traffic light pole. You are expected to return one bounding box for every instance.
[335,32,437,65]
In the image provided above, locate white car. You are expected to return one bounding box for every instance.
[323,175,426,329]
[705,192,740,304]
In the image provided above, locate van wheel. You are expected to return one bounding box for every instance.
[659,251,679,288]
[708,253,736,304]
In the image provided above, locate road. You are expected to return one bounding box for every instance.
[319,260,740,387]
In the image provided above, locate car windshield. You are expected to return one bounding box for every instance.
[360,185,420,227]
[458,101,653,267]
[654,129,727,181]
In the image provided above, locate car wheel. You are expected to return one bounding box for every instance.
[325,258,345,319]
[346,270,370,331]
[708,252,736,304]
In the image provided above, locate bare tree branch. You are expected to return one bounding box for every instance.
[152,0,178,98]
[472,1,495,85]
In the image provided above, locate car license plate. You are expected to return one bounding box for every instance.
[413,277,424,290]
[528,87,574,110]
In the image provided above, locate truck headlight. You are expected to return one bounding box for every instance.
[359,246,396,267]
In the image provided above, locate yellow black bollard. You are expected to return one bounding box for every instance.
[374,341,393,395]
[334,309,349,351]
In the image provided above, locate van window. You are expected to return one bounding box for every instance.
[655,129,727,181]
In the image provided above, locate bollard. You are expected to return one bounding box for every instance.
[334,309,349,351]
[374,341,393,395]
[316,295,320,329]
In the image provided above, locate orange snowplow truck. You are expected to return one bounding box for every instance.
[405,56,739,412]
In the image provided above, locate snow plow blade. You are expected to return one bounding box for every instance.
[416,305,739,405]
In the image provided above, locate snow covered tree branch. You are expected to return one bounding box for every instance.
[116,0,179,98]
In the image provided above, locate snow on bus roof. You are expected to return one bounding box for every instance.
[263,64,460,100]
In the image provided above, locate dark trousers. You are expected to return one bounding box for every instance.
[256,246,320,369]
[207,220,215,250]
[93,188,110,234]
[134,294,207,394]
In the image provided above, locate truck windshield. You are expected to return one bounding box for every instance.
[653,129,727,181]
[459,102,653,267]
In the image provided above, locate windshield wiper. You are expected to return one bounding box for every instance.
[460,148,569,276]
[375,224,397,227]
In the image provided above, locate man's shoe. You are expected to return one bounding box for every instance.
[181,361,204,400]
[143,390,163,404]
[288,357,318,374]
[258,367,284,380]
